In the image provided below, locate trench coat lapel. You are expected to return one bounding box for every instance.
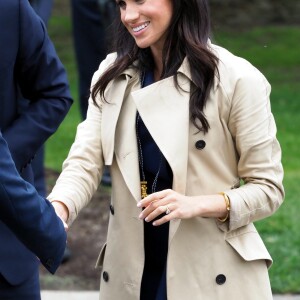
[113,74,142,203]
[101,75,131,165]
[132,75,190,193]
[132,74,191,241]
[101,69,143,203]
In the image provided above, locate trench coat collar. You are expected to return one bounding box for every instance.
[119,42,220,91]
[176,55,220,92]
[120,57,194,84]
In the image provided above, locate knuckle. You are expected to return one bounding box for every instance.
[150,200,157,206]
[176,210,183,218]
[152,202,159,209]
[159,206,165,213]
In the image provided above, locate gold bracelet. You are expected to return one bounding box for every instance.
[218,192,231,222]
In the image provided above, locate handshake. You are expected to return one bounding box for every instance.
[0,132,67,274]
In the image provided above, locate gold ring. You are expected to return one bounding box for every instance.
[165,205,171,215]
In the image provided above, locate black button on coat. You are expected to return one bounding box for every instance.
[109,204,114,215]
[195,140,206,150]
[103,271,109,282]
[216,274,226,285]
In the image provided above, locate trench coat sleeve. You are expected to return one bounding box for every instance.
[217,59,284,232]
[0,132,66,274]
[47,54,117,225]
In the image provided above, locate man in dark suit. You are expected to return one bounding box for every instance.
[0,0,73,298]
[0,132,67,275]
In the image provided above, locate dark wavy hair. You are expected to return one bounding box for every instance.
[91,0,218,133]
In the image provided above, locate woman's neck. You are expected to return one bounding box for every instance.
[153,67,161,82]
[151,48,163,82]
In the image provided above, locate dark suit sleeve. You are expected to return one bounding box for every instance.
[0,133,66,274]
[2,0,73,172]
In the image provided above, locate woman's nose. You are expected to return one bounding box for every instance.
[123,4,139,23]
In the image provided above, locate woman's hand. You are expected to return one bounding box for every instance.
[137,189,228,226]
[51,201,69,231]
[137,189,202,226]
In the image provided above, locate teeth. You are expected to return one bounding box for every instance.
[133,22,149,32]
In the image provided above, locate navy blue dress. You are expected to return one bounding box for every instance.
[137,70,173,300]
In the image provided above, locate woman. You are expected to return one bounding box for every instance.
[49,0,284,299]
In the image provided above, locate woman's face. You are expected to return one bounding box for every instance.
[117,0,173,54]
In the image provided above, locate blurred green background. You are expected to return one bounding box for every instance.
[45,2,300,294]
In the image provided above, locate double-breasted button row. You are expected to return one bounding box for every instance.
[216,274,226,285]
[195,140,206,150]
[102,271,225,285]
[102,272,225,285]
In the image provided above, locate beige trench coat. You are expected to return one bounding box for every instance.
[48,44,284,299]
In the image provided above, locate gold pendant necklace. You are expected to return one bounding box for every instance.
[136,70,164,199]
[136,113,148,199]
[136,113,163,199]
[141,181,148,199]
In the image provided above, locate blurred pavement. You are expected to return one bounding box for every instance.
[41,291,98,300]
[41,291,300,300]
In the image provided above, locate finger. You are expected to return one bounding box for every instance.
[144,205,170,223]
[137,193,159,208]
[139,198,171,220]
[152,212,175,226]
[137,189,171,208]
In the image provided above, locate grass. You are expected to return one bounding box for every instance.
[45,7,300,293]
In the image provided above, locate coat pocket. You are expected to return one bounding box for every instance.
[95,242,107,269]
[225,225,272,268]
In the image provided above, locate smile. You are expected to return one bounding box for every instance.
[132,22,150,33]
